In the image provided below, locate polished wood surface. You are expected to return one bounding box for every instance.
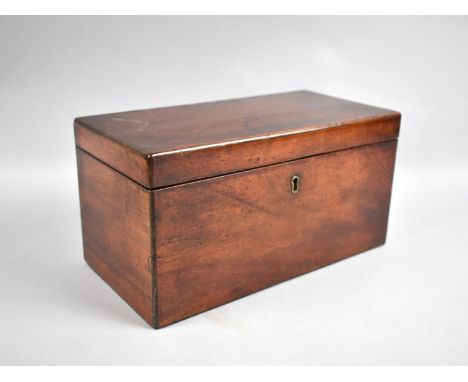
[154,140,397,327]
[75,91,400,328]
[75,91,400,188]
[77,148,154,326]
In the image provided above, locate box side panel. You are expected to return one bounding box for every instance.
[154,140,397,328]
[151,115,399,188]
[77,148,153,326]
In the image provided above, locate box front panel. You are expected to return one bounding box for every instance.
[154,140,397,327]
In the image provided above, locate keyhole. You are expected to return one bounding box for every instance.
[291,175,300,194]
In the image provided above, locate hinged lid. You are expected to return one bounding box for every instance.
[74,90,400,189]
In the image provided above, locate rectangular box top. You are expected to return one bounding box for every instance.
[75,90,400,189]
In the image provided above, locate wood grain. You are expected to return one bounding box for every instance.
[75,91,400,188]
[154,140,397,327]
[77,148,154,326]
[75,91,401,328]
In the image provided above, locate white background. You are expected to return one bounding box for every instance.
[0,16,467,365]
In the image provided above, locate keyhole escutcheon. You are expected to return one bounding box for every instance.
[291,175,300,194]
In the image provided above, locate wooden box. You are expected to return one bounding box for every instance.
[75,91,400,328]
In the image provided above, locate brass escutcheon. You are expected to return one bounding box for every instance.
[291,175,300,194]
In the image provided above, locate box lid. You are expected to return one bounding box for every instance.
[74,90,400,189]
